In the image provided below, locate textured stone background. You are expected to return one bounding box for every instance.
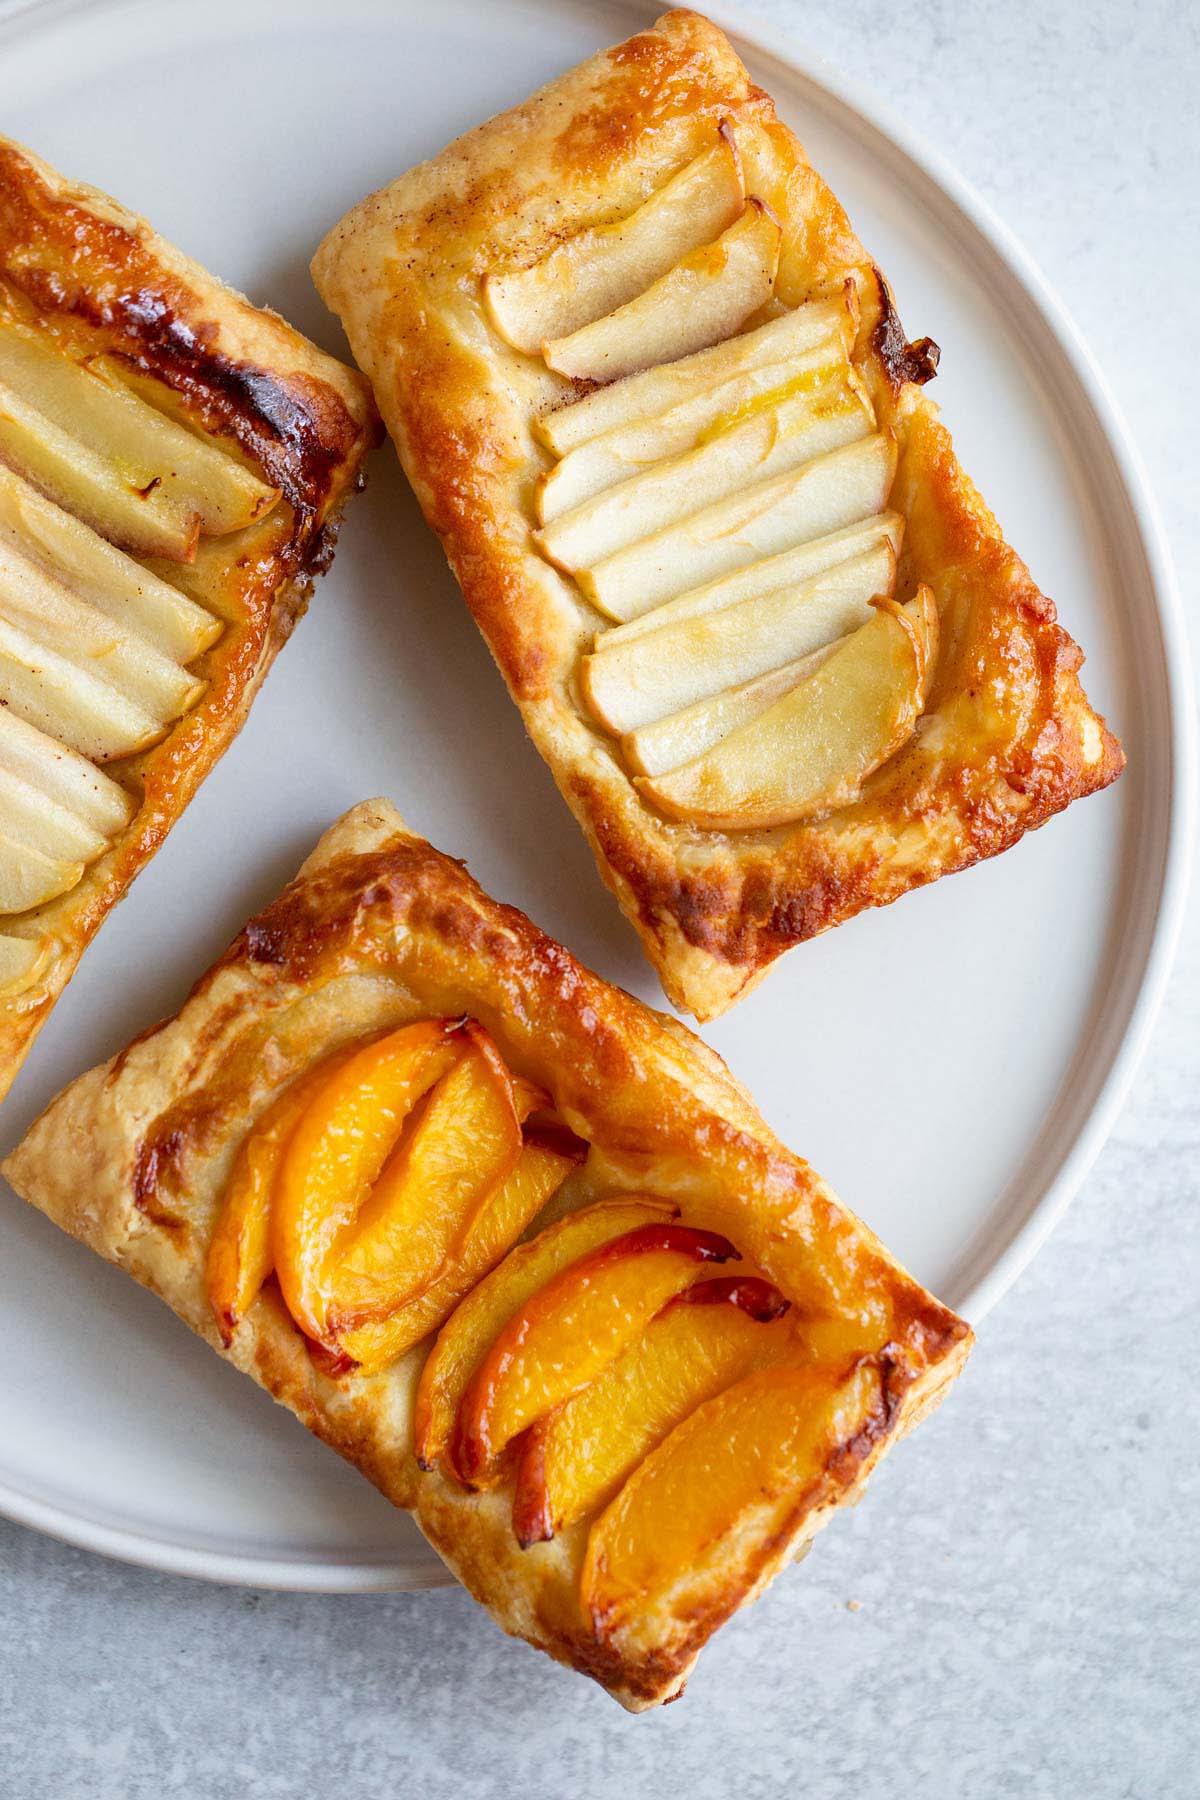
[0,2,1196,1795]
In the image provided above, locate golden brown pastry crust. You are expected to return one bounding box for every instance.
[311,7,1123,1020]
[4,798,970,1709]
[0,135,381,1099]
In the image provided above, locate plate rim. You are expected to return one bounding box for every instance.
[0,0,1191,1593]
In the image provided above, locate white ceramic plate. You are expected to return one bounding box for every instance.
[0,0,1189,1594]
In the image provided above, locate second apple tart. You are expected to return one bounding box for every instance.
[312,8,1123,1021]
[0,135,379,1101]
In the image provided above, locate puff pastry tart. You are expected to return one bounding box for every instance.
[0,136,379,1099]
[312,8,1124,1022]
[4,798,971,1709]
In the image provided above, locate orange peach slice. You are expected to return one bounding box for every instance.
[582,1361,885,1654]
[512,1275,791,1546]
[205,1047,355,1343]
[414,1197,675,1473]
[451,1222,737,1485]
[337,1136,582,1374]
[271,1019,464,1345]
[325,1027,521,1331]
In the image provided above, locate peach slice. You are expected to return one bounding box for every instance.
[451,1221,736,1485]
[336,1136,581,1374]
[324,1029,522,1331]
[512,1276,791,1547]
[582,1361,885,1652]
[205,1047,356,1343]
[271,1019,465,1345]
[414,1197,675,1473]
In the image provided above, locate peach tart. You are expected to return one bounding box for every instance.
[4,798,971,1709]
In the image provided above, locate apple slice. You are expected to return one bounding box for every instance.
[451,1221,737,1485]
[0,827,82,913]
[543,200,781,385]
[205,1047,359,1345]
[0,321,278,539]
[486,137,745,354]
[637,587,939,829]
[0,535,204,722]
[414,1197,675,1473]
[537,345,849,522]
[325,1030,522,1331]
[336,1136,582,1374]
[0,931,50,993]
[0,765,108,865]
[511,1276,792,1546]
[621,649,828,778]
[0,705,134,835]
[581,430,897,621]
[0,375,197,563]
[271,1019,466,1346]
[600,511,904,649]
[537,382,872,572]
[0,463,220,662]
[581,1362,884,1650]
[536,291,857,455]
[582,541,895,735]
[0,614,166,762]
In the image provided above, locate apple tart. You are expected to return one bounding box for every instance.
[3,798,971,1709]
[312,8,1124,1021]
[0,135,379,1098]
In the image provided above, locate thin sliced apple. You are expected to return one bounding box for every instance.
[0,322,278,538]
[0,536,204,722]
[543,200,781,386]
[582,541,895,735]
[582,1362,884,1650]
[511,1275,791,1546]
[621,649,828,778]
[325,1030,521,1331]
[0,614,165,762]
[0,375,198,563]
[582,431,897,621]
[205,1047,358,1344]
[0,705,133,834]
[414,1197,675,1473]
[537,381,872,572]
[0,764,108,864]
[271,1019,465,1347]
[451,1221,737,1485]
[337,1137,582,1374]
[601,511,904,649]
[0,827,82,913]
[537,345,848,522]
[637,587,939,829]
[536,292,857,456]
[0,463,220,662]
[0,931,49,993]
[486,137,744,354]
